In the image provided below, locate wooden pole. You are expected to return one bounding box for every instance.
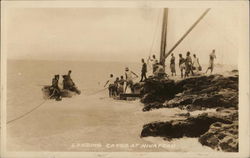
[165,8,211,59]
[160,8,168,70]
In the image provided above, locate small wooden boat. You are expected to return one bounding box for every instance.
[117,82,143,100]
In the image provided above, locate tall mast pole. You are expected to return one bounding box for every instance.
[160,8,168,71]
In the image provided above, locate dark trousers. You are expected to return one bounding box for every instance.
[140,71,147,82]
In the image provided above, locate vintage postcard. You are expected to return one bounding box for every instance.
[1,1,249,158]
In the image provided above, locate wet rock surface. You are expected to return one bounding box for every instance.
[142,73,238,111]
[199,121,238,152]
[140,72,238,152]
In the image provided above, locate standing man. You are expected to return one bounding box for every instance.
[185,51,193,78]
[148,54,158,73]
[206,49,216,74]
[179,54,186,78]
[125,67,138,93]
[118,76,125,94]
[192,54,201,73]
[170,53,176,76]
[140,58,147,82]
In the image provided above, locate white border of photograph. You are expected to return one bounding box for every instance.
[1,1,249,158]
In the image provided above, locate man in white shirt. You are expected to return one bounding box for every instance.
[124,67,138,93]
[148,54,158,73]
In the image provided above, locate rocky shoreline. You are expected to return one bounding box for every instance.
[140,70,238,152]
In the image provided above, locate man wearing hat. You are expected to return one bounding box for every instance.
[124,67,138,93]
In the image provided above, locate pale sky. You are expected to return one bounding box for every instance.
[4,7,244,65]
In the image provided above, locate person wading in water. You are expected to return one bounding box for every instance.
[104,74,116,97]
[118,76,125,95]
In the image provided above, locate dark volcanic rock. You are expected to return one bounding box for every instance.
[141,108,238,152]
[161,74,239,110]
[199,121,238,152]
[141,74,238,110]
[143,102,165,112]
[141,112,232,139]
[140,73,239,152]
[141,77,176,104]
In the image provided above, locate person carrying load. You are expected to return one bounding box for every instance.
[124,67,138,93]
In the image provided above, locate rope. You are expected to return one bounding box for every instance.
[4,93,54,126]
[203,19,237,49]
[86,87,108,96]
[6,100,47,125]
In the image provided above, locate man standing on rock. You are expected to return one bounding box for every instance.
[185,51,194,78]
[179,54,186,78]
[206,49,216,74]
[170,53,176,76]
[148,54,158,74]
[192,54,201,73]
[140,58,147,82]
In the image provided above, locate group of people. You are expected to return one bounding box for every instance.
[104,67,139,97]
[175,49,216,78]
[169,50,217,78]
[49,70,80,100]
[176,52,202,78]
[104,49,216,97]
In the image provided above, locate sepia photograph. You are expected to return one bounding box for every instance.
[1,1,249,157]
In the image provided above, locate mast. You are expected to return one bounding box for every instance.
[159,8,168,70]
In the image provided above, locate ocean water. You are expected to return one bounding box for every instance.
[6,60,235,152]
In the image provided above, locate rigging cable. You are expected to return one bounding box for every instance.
[147,10,162,64]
